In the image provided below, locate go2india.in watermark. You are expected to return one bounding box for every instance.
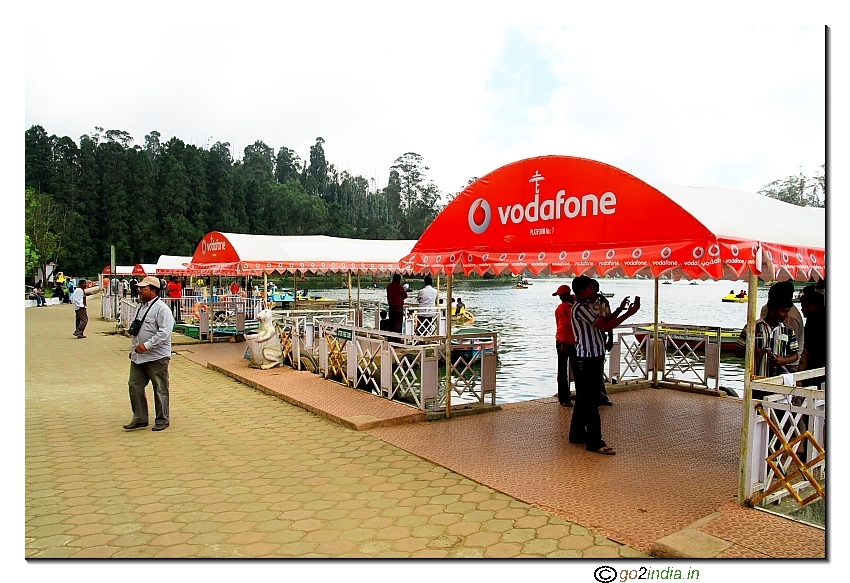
[594,566,700,583]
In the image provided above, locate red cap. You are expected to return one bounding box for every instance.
[552,284,571,296]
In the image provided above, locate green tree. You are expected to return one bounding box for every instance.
[758,165,825,208]
[25,235,40,281]
[388,152,442,238]
[306,137,328,196]
[25,188,68,283]
[275,146,302,184]
[24,125,54,192]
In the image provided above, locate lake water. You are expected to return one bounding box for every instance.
[303,278,771,403]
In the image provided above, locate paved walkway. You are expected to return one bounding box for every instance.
[25,298,825,558]
[25,299,647,558]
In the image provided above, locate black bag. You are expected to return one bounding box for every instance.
[128,298,157,336]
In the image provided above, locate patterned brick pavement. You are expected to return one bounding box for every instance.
[25,298,648,558]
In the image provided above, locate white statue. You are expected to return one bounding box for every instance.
[245,309,283,369]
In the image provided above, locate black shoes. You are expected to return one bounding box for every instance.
[560,402,573,407]
[123,421,148,430]
[600,400,613,406]
[152,423,169,432]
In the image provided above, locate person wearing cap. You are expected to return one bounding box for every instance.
[569,275,641,455]
[71,280,88,338]
[553,284,576,407]
[124,275,175,431]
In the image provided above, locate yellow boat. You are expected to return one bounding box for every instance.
[451,308,475,325]
[721,294,748,303]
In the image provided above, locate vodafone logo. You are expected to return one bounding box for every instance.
[469,199,492,235]
[202,237,226,254]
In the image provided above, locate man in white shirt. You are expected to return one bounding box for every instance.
[416,275,438,335]
[71,280,88,338]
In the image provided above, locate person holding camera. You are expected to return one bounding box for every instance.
[124,276,175,432]
[569,275,641,455]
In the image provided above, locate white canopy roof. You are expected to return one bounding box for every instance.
[643,180,825,249]
[155,255,193,275]
[189,232,418,275]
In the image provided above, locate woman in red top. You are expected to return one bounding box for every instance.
[167,276,183,321]
[230,281,241,295]
[553,284,576,407]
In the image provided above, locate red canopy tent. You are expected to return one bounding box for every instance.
[401,156,824,281]
[101,264,147,276]
[401,156,825,502]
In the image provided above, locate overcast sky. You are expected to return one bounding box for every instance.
[23,6,826,200]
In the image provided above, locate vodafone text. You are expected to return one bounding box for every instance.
[497,190,616,226]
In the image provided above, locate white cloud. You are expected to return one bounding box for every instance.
[25,5,825,201]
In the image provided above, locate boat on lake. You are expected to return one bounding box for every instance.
[450,325,501,359]
[295,293,339,308]
[451,307,476,325]
[267,289,295,304]
[634,324,741,353]
[721,293,748,303]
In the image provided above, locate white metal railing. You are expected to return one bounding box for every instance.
[332,325,497,411]
[402,305,448,337]
[261,310,498,410]
[743,369,825,513]
[607,323,728,392]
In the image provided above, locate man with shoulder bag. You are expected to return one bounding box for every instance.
[124,276,175,432]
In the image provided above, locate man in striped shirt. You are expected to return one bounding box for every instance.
[735,296,799,399]
[569,275,641,455]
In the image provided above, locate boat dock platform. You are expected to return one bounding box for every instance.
[25,298,825,558]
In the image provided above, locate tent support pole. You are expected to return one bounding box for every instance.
[653,276,660,387]
[445,272,453,419]
[357,274,361,323]
[348,272,353,308]
[293,272,297,310]
[738,271,759,504]
[263,273,268,310]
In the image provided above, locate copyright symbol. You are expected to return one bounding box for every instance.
[594,566,617,583]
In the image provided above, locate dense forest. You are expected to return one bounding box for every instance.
[24,124,825,282]
[24,126,446,279]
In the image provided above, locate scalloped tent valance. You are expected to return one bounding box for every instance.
[401,156,825,282]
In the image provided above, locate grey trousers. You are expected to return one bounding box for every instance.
[74,307,88,335]
[128,358,170,425]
